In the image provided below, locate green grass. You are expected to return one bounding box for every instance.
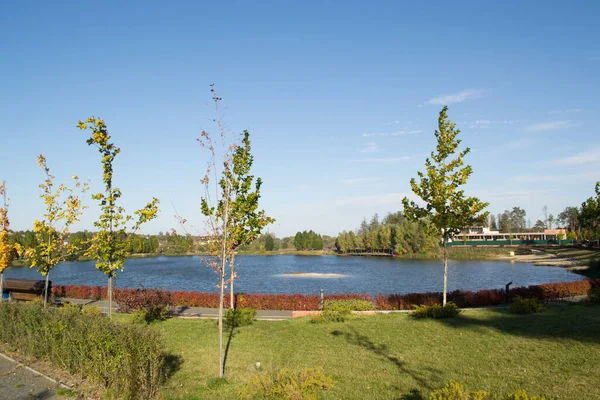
[151,304,600,399]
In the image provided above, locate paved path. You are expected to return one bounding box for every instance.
[61,298,293,320]
[0,355,69,400]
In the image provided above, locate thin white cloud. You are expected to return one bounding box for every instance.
[511,171,599,184]
[552,148,600,166]
[352,157,412,164]
[548,108,582,115]
[338,193,410,207]
[362,130,423,137]
[360,142,378,153]
[469,119,519,129]
[341,177,382,185]
[427,89,484,105]
[506,139,531,149]
[526,120,571,132]
[470,120,492,128]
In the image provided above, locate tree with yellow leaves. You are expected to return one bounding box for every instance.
[0,182,22,302]
[78,117,159,318]
[24,156,88,307]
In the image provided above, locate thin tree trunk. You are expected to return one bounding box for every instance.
[0,271,3,302]
[44,273,50,307]
[218,185,230,379]
[443,238,448,306]
[229,253,236,310]
[218,263,225,378]
[108,275,112,319]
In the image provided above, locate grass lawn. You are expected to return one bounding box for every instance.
[152,304,600,399]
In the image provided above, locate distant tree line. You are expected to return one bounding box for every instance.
[335,212,439,255]
[485,196,599,242]
[10,230,192,260]
[294,230,323,251]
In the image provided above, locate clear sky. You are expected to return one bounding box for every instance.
[1,1,599,237]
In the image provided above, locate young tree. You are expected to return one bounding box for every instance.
[533,220,546,231]
[225,130,274,308]
[558,206,579,231]
[24,156,88,306]
[0,182,22,301]
[547,214,555,230]
[580,182,600,243]
[402,106,488,305]
[264,234,275,251]
[198,86,272,378]
[78,117,159,318]
[489,214,498,230]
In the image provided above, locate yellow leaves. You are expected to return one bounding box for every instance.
[36,154,47,169]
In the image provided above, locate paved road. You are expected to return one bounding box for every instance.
[62,298,293,320]
[0,356,69,400]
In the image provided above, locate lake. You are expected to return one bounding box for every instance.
[4,255,582,295]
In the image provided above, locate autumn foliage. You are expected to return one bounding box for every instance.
[52,279,598,311]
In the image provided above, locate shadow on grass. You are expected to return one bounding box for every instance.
[330,327,442,390]
[222,323,236,374]
[398,388,425,400]
[432,303,600,342]
[163,353,184,380]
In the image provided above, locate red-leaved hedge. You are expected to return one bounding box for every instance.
[52,279,599,311]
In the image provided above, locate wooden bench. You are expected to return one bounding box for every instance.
[2,278,53,302]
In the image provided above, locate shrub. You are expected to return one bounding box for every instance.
[505,389,546,400]
[81,305,102,317]
[115,287,172,319]
[510,297,543,314]
[309,308,350,324]
[429,381,489,400]
[239,367,334,399]
[413,302,460,319]
[130,305,169,324]
[224,308,257,328]
[588,287,600,304]
[0,302,168,399]
[323,299,374,312]
[427,382,546,400]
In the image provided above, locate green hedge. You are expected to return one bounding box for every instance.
[0,302,170,399]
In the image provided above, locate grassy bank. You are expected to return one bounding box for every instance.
[393,246,527,260]
[540,246,600,278]
[237,249,334,256]
[151,303,600,399]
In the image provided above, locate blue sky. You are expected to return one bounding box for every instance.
[1,1,599,237]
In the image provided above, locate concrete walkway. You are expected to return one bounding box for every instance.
[61,298,293,320]
[0,354,70,400]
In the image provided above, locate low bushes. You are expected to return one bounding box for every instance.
[510,297,543,314]
[0,302,168,399]
[323,299,375,311]
[224,308,257,328]
[52,279,600,311]
[310,309,351,324]
[310,299,375,323]
[412,302,460,319]
[239,367,334,399]
[588,287,600,304]
[428,381,546,400]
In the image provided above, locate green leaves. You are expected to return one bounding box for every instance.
[24,157,88,276]
[402,107,489,241]
[80,117,160,277]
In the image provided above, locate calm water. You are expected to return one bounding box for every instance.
[4,255,581,295]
